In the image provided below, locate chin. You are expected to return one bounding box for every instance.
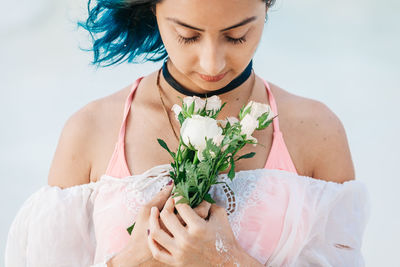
[195,80,229,92]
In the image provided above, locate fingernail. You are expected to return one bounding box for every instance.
[167,180,173,186]
[147,229,150,236]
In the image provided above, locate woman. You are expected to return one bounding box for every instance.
[5,0,369,266]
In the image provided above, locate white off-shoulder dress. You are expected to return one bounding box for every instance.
[5,164,369,267]
[5,77,370,266]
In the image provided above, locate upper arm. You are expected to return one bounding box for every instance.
[308,101,355,183]
[47,103,97,188]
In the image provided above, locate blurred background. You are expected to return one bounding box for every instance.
[1,0,399,265]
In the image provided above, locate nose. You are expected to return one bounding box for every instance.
[198,39,226,76]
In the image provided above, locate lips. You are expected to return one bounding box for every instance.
[198,71,227,82]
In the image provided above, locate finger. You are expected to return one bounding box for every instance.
[160,196,188,238]
[147,208,173,265]
[173,195,205,228]
[147,180,174,210]
[208,204,227,222]
[149,206,177,254]
[176,213,186,227]
[193,200,211,219]
[147,230,175,265]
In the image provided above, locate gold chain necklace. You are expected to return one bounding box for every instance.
[156,67,256,142]
[157,68,180,141]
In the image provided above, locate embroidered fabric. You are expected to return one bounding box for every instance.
[92,165,369,265]
[209,171,261,239]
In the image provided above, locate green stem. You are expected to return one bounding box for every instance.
[174,143,180,180]
[193,152,199,165]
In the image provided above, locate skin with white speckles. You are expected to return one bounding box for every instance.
[214,231,234,266]
[215,234,228,254]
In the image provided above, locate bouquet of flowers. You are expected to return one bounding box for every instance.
[127,95,274,234]
[159,95,275,206]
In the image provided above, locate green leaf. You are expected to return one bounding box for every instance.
[238,105,245,120]
[258,111,269,123]
[175,197,190,205]
[257,114,277,130]
[157,138,176,159]
[197,161,211,178]
[188,101,195,115]
[237,152,256,160]
[228,157,235,180]
[158,138,171,153]
[189,191,199,204]
[126,221,135,235]
[204,193,216,204]
[218,160,230,172]
[178,112,185,125]
[239,103,252,120]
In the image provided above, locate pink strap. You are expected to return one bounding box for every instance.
[261,78,280,133]
[116,77,144,144]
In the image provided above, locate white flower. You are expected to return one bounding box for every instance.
[212,134,224,146]
[250,103,274,122]
[180,115,223,154]
[227,116,239,125]
[240,114,258,139]
[171,104,182,121]
[205,95,222,112]
[243,101,274,127]
[218,116,239,128]
[183,96,206,113]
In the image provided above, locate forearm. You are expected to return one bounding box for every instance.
[107,246,149,267]
[228,246,264,267]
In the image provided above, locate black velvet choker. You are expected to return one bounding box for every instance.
[162,58,253,98]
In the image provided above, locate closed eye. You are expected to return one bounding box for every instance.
[225,36,247,44]
[177,35,247,45]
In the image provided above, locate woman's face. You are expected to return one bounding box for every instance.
[155,0,267,92]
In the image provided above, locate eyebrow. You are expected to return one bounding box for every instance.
[166,16,257,32]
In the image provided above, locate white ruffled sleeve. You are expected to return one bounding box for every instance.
[257,170,370,266]
[4,183,112,267]
[294,180,370,266]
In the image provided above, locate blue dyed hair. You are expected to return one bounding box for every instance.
[78,0,276,67]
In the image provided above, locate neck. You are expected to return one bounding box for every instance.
[159,59,256,116]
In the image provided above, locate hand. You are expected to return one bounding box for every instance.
[174,198,211,227]
[138,199,212,267]
[108,182,212,267]
[146,196,242,266]
[108,180,175,267]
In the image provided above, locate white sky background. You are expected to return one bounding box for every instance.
[1,0,399,265]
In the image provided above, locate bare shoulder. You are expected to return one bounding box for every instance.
[269,83,355,183]
[47,85,131,188]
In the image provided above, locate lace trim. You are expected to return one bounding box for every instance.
[210,172,263,239]
[121,164,173,214]
[104,164,270,239]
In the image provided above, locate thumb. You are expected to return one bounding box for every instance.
[147,180,174,210]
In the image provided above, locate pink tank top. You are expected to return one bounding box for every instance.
[105,77,298,178]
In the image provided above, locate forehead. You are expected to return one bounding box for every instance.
[157,0,265,30]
